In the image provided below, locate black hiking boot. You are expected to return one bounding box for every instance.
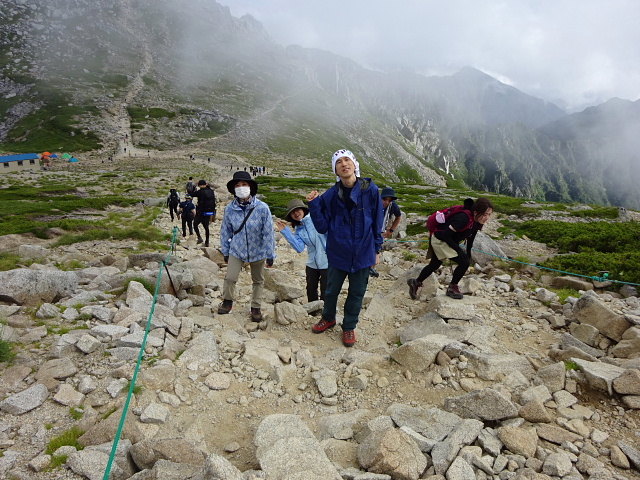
[446,284,463,299]
[217,299,233,314]
[196,236,203,244]
[250,308,263,322]
[407,278,423,300]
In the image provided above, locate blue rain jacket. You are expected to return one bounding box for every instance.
[280,214,328,269]
[220,196,275,262]
[309,178,383,272]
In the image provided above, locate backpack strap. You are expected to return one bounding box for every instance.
[233,207,255,235]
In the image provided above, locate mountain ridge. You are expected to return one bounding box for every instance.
[1,0,639,207]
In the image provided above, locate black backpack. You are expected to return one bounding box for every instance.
[186,181,196,195]
[197,188,216,212]
[168,189,180,205]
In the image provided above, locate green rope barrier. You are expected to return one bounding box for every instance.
[102,226,180,480]
[382,238,640,286]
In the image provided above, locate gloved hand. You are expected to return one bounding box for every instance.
[224,256,229,263]
[266,258,274,267]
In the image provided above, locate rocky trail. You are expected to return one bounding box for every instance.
[1,161,640,480]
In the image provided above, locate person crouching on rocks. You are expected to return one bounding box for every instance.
[275,198,328,302]
[218,171,275,322]
[407,197,493,300]
[307,149,384,347]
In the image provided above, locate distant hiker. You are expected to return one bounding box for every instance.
[218,171,275,322]
[192,180,216,247]
[307,149,383,347]
[166,188,180,222]
[185,177,197,195]
[276,198,328,302]
[407,197,493,300]
[178,194,196,237]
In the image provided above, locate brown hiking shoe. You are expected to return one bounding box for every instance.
[407,278,423,300]
[446,284,463,299]
[342,330,356,347]
[312,318,336,333]
[217,299,233,314]
[250,307,263,322]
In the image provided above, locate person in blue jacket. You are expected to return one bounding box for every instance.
[218,171,276,322]
[307,149,384,347]
[275,198,328,302]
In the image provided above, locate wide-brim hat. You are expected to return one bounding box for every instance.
[381,187,397,200]
[284,199,309,222]
[226,171,258,196]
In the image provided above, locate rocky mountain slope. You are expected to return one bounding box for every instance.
[2,0,640,207]
[1,156,640,480]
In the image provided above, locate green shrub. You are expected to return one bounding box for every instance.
[406,222,428,237]
[50,454,68,469]
[45,426,84,455]
[512,255,534,270]
[0,252,23,271]
[402,251,417,261]
[127,106,176,121]
[1,80,102,152]
[541,251,640,286]
[509,220,640,254]
[569,206,620,219]
[549,287,581,303]
[124,277,155,295]
[564,360,579,371]
[101,406,118,420]
[0,335,16,363]
[125,380,143,395]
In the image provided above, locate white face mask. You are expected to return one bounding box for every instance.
[235,186,251,199]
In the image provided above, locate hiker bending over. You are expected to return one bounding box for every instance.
[218,171,275,322]
[307,149,383,347]
[276,198,328,302]
[407,197,493,300]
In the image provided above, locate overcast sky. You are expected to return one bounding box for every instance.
[221,0,640,112]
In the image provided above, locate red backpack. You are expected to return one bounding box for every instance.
[426,205,474,234]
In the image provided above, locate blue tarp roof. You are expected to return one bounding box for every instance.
[0,153,40,162]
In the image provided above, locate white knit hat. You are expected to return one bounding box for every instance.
[331,149,360,180]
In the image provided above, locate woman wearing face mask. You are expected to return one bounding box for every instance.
[219,171,276,322]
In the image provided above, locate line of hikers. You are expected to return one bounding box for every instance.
[167,178,218,246]
[168,150,493,347]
